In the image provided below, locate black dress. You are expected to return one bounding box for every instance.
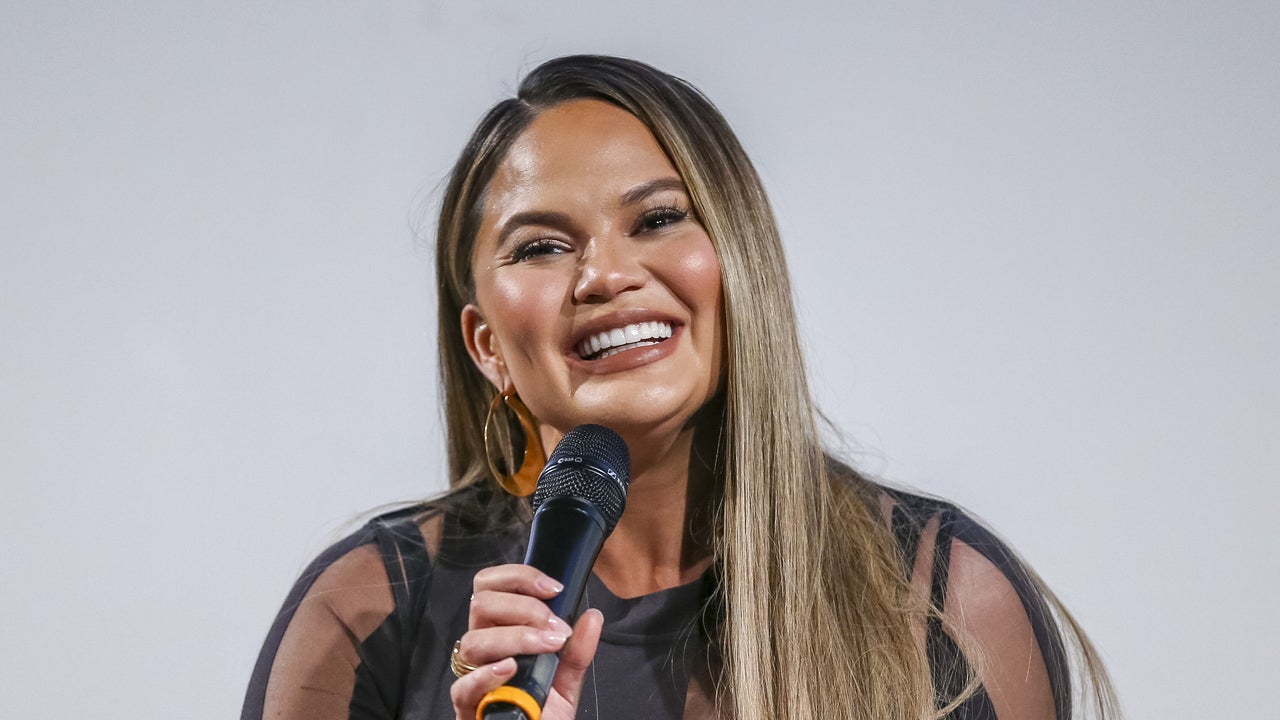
[242,487,1070,720]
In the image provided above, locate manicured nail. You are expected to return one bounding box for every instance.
[490,658,515,675]
[541,631,568,646]
[538,577,564,594]
[548,615,572,633]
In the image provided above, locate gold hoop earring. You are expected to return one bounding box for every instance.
[483,391,547,497]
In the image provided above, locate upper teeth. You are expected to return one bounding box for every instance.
[577,321,674,358]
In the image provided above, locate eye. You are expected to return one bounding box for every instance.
[633,203,690,235]
[510,237,569,263]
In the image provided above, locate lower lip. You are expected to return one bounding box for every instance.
[566,327,683,375]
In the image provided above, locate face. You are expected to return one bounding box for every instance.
[462,99,724,447]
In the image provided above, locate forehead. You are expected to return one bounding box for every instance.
[482,100,681,219]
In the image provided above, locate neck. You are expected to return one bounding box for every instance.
[590,421,719,598]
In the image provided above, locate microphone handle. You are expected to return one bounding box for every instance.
[478,497,607,720]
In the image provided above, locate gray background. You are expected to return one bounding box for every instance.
[2,2,1276,718]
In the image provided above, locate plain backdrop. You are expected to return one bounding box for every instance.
[2,2,1276,718]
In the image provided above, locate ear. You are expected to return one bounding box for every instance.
[460,303,511,392]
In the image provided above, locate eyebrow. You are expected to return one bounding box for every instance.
[619,177,687,206]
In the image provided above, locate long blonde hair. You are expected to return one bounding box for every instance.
[434,55,1115,720]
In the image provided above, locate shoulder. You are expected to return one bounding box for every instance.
[242,503,451,720]
[878,486,1070,720]
[278,489,527,615]
[288,503,446,620]
[877,485,1048,606]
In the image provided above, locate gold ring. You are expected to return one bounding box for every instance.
[450,639,479,678]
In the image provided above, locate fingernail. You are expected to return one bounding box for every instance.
[547,615,572,633]
[490,658,515,675]
[538,577,565,594]
[541,631,568,646]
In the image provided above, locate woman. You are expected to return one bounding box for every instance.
[243,55,1117,720]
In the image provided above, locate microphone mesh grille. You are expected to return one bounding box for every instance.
[532,425,630,533]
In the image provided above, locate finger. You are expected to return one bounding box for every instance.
[470,589,574,633]
[548,609,604,709]
[458,625,569,668]
[451,657,517,720]
[473,564,565,598]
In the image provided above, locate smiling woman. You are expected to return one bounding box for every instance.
[242,55,1119,720]
[461,100,725,451]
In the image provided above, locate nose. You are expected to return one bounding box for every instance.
[572,237,648,304]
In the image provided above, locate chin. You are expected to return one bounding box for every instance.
[573,396,715,440]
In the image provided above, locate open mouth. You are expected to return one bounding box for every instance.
[575,321,675,361]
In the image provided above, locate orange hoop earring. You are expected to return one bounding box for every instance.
[483,391,547,497]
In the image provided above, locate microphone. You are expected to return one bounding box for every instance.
[478,424,631,720]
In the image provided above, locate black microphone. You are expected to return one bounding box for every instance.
[478,424,631,720]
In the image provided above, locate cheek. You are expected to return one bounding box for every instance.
[674,239,724,316]
[479,271,566,362]
[666,236,726,380]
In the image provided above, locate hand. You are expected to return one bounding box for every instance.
[451,564,604,720]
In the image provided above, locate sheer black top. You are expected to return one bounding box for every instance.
[243,487,1069,719]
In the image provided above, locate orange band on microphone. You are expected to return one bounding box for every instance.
[476,685,541,720]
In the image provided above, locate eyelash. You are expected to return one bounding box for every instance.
[510,238,565,263]
[633,203,690,234]
[508,202,692,263]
